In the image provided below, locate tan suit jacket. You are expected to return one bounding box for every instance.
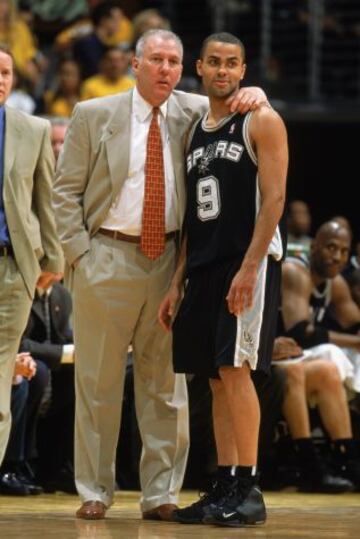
[54,89,207,277]
[0,107,63,465]
[4,106,63,296]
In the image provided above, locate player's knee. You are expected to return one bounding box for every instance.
[218,365,250,391]
[316,361,342,391]
[284,362,305,391]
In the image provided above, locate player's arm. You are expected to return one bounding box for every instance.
[331,275,360,328]
[281,262,359,349]
[282,262,332,348]
[326,275,360,350]
[227,107,288,315]
[281,262,313,331]
[158,237,187,331]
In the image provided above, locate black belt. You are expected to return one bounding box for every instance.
[0,245,13,257]
[98,228,178,244]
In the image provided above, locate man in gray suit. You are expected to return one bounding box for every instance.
[0,47,63,465]
[53,29,266,521]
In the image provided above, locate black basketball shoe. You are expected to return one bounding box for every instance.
[172,477,237,524]
[204,479,266,527]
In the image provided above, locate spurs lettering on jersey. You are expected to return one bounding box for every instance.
[187,140,244,174]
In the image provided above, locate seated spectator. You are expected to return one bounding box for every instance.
[132,8,170,45]
[19,281,76,494]
[0,0,45,88]
[272,336,359,492]
[0,353,47,496]
[80,46,134,101]
[20,0,89,48]
[43,58,82,117]
[282,220,360,387]
[48,116,69,162]
[55,0,133,54]
[280,220,360,469]
[286,199,312,257]
[6,68,36,115]
[73,1,131,79]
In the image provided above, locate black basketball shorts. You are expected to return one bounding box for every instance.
[173,255,281,379]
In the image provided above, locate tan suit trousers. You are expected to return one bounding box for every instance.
[72,233,189,510]
[0,255,32,464]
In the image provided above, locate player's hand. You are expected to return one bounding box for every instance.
[158,284,181,332]
[37,271,63,289]
[272,337,303,361]
[226,265,257,316]
[227,86,270,114]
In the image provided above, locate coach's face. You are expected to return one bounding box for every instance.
[0,51,13,105]
[132,35,183,107]
[197,41,246,100]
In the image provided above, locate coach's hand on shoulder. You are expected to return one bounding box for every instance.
[227,87,270,115]
[158,284,181,332]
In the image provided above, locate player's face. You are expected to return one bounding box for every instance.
[311,231,350,279]
[132,36,183,106]
[0,51,13,105]
[197,41,246,100]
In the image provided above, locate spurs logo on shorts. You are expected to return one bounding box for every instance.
[242,330,255,354]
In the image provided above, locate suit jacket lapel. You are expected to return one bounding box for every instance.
[167,95,192,228]
[103,92,132,203]
[32,296,45,324]
[4,106,22,184]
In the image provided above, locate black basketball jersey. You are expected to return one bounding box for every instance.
[184,111,284,275]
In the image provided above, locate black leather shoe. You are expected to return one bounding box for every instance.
[297,469,353,493]
[16,472,43,495]
[0,472,30,496]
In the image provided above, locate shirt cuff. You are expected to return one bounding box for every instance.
[61,344,75,364]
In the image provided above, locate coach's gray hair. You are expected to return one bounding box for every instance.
[135,29,183,60]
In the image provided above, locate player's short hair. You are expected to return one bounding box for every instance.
[200,32,245,62]
[135,29,183,60]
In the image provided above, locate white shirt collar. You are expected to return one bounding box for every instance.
[133,86,168,122]
[36,286,52,298]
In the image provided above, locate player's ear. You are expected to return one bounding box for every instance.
[196,59,203,77]
[240,63,247,80]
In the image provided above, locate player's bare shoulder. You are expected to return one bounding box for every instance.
[283,260,312,296]
[248,104,287,142]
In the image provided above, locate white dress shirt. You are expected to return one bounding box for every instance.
[101,87,178,235]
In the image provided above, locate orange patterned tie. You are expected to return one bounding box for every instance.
[141,107,165,260]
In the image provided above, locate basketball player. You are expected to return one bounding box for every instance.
[159,32,288,527]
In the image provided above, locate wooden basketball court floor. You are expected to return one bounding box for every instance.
[0,490,359,539]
